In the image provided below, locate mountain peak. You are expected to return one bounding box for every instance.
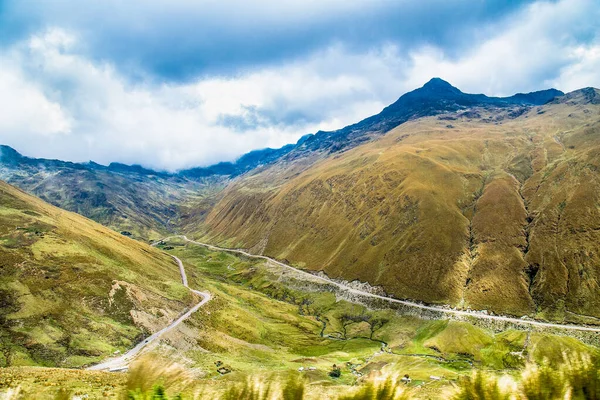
[419,78,463,95]
[423,77,453,88]
[551,87,600,105]
[0,145,23,164]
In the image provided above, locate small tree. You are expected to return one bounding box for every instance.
[329,364,342,378]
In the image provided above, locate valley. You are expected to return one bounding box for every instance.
[4,234,597,399]
[1,80,600,399]
[172,235,600,334]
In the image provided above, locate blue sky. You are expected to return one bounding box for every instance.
[0,0,599,170]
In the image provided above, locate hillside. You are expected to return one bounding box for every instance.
[0,146,220,240]
[196,86,600,321]
[0,180,193,367]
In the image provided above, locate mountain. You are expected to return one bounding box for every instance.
[293,78,563,154]
[0,180,193,367]
[193,86,600,321]
[179,143,298,178]
[4,79,592,322]
[181,79,563,176]
[0,146,216,240]
[0,79,564,240]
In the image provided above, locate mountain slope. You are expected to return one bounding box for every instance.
[195,87,600,321]
[0,146,217,240]
[0,80,563,241]
[0,180,193,367]
[295,78,563,154]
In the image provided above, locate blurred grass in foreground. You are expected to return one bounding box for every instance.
[1,352,598,399]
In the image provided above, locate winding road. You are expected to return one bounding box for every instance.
[172,235,600,334]
[88,232,599,372]
[87,254,211,371]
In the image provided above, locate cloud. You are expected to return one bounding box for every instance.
[0,0,535,81]
[552,44,600,91]
[0,0,598,171]
[0,31,399,170]
[399,0,600,95]
[0,51,72,138]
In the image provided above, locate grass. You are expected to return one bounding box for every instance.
[121,242,597,396]
[0,181,192,367]
[0,366,125,399]
[195,97,600,320]
[454,352,600,400]
[2,238,600,398]
[8,352,599,399]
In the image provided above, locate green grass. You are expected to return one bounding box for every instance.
[140,242,599,396]
[2,236,600,398]
[0,181,192,368]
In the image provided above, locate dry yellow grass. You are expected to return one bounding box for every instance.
[199,89,600,319]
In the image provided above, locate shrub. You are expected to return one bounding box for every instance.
[453,371,511,400]
[455,352,600,400]
[329,364,342,378]
[338,375,412,400]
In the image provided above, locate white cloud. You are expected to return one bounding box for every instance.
[401,0,600,95]
[0,29,403,170]
[553,44,600,91]
[0,0,598,171]
[0,62,72,137]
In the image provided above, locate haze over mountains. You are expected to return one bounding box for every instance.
[3,79,600,323]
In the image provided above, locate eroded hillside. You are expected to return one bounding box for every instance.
[198,88,600,320]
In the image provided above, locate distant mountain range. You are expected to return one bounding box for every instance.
[0,144,214,239]
[0,78,564,180]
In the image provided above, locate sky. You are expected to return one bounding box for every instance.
[0,0,599,171]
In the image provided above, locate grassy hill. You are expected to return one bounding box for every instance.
[195,87,600,320]
[0,180,193,367]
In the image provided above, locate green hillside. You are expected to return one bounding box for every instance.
[0,180,193,367]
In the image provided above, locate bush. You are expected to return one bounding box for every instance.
[219,374,305,400]
[455,352,600,400]
[125,357,192,399]
[329,364,342,378]
[338,375,412,400]
[127,385,182,400]
[453,371,511,400]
